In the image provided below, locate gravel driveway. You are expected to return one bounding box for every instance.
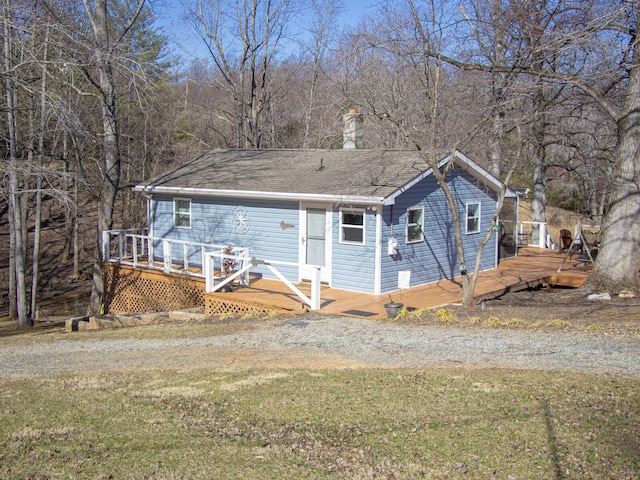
[1,314,639,377]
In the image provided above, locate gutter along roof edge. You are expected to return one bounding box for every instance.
[133,185,386,205]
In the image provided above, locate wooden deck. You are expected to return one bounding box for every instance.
[214,248,591,319]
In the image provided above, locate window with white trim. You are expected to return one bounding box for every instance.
[174,198,191,228]
[466,202,480,234]
[406,207,424,243]
[340,209,365,244]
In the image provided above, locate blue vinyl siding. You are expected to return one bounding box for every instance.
[330,208,377,292]
[379,170,498,293]
[149,166,498,294]
[151,195,299,280]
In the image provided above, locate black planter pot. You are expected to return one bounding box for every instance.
[384,302,403,318]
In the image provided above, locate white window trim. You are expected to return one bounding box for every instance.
[466,201,481,234]
[173,197,192,229]
[406,206,424,243]
[339,208,366,245]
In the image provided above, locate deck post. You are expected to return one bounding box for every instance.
[539,223,547,248]
[204,252,213,292]
[117,232,124,260]
[242,253,250,285]
[139,234,146,258]
[162,240,171,272]
[102,231,110,261]
[132,236,138,265]
[147,238,154,267]
[310,267,321,310]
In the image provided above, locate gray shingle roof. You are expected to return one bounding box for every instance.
[138,149,427,197]
[135,149,509,202]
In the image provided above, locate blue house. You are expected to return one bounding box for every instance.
[132,147,514,298]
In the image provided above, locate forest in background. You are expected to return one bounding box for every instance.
[2,0,638,326]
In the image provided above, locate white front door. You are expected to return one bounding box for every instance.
[300,203,331,283]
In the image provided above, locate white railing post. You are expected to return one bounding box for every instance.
[163,240,171,272]
[117,232,124,260]
[310,266,321,310]
[183,243,189,271]
[240,250,250,285]
[148,238,154,267]
[102,231,110,261]
[139,234,146,258]
[539,223,547,248]
[205,252,213,292]
[132,236,138,266]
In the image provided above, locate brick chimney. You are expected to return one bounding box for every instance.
[343,109,363,149]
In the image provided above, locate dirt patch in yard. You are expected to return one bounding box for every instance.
[419,286,640,337]
[1,284,639,339]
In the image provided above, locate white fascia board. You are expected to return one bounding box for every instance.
[133,185,386,206]
[382,150,515,206]
[451,151,516,197]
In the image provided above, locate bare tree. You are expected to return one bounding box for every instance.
[37,0,157,313]
[459,0,517,178]
[29,22,52,321]
[584,2,640,294]
[188,0,295,149]
[3,0,29,326]
[341,0,520,307]
[300,0,343,148]
[81,0,143,312]
[424,1,640,294]
[1,1,83,326]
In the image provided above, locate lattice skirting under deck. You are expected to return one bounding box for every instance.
[105,263,291,317]
[204,294,289,317]
[104,264,205,314]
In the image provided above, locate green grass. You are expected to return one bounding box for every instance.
[1,368,638,479]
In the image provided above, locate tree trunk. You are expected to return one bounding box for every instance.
[8,213,16,319]
[584,67,640,292]
[30,25,50,321]
[85,0,122,314]
[489,107,503,178]
[530,93,547,247]
[530,152,546,245]
[73,176,80,279]
[62,135,73,262]
[3,0,29,327]
[430,158,474,307]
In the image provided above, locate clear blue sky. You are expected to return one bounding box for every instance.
[153,0,380,64]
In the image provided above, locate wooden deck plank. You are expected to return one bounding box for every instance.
[216,248,590,319]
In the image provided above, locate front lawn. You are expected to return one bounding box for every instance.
[1,367,638,479]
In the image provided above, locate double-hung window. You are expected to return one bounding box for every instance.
[406,207,424,243]
[340,209,365,244]
[466,202,480,234]
[174,198,191,228]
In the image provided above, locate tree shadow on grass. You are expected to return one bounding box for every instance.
[541,399,564,480]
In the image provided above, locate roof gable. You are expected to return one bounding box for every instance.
[382,150,513,205]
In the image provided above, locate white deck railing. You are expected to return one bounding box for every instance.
[102,230,321,310]
[517,221,554,249]
[204,248,251,289]
[102,229,232,278]
[203,253,321,311]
